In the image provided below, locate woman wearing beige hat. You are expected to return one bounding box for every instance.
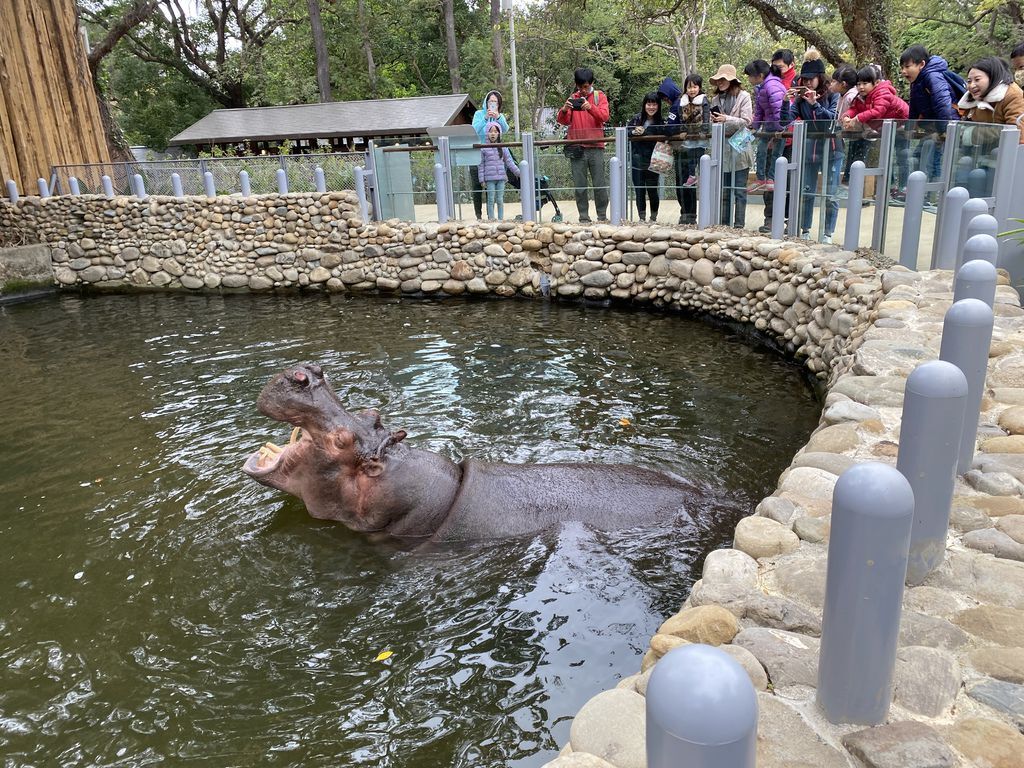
[709,64,754,229]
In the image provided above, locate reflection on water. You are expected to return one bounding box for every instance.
[0,293,819,766]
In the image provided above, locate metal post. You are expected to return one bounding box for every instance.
[960,234,999,271]
[898,361,969,585]
[817,462,914,725]
[240,170,251,197]
[871,120,897,251]
[954,259,998,307]
[992,126,1022,267]
[69,177,81,196]
[607,157,620,226]
[615,125,629,225]
[132,174,146,199]
[709,122,724,226]
[366,140,382,220]
[770,155,788,240]
[957,197,990,270]
[935,187,969,269]
[899,170,927,269]
[697,154,712,229]
[37,178,50,198]
[354,167,370,222]
[276,168,288,195]
[646,644,758,768]
[505,0,521,140]
[788,121,806,238]
[5,179,18,203]
[172,173,184,197]
[844,161,867,251]
[102,175,114,197]
[939,298,995,474]
[437,135,453,221]
[203,171,216,198]
[519,160,533,222]
[433,162,449,222]
[522,131,537,222]
[314,166,327,193]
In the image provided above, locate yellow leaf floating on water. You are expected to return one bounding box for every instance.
[374,650,393,662]
[618,418,632,426]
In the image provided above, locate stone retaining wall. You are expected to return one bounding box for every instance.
[0,192,886,382]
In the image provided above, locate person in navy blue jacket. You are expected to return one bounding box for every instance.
[900,45,961,188]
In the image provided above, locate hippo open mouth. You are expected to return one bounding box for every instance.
[242,426,312,479]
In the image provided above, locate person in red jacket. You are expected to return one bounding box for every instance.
[556,67,611,223]
[842,65,910,131]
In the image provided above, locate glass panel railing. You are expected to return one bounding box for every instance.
[945,121,1005,199]
[449,137,526,222]
[533,128,614,225]
[794,120,840,244]
[625,125,709,227]
[372,139,440,223]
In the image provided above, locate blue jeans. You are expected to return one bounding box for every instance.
[485,180,505,220]
[800,159,839,237]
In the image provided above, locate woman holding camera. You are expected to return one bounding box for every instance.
[782,52,840,243]
[556,67,611,223]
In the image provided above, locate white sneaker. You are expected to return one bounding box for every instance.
[800,230,810,239]
[821,234,833,244]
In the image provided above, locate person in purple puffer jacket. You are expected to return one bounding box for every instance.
[750,59,788,192]
[478,121,520,220]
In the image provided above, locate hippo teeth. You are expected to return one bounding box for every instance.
[254,428,304,469]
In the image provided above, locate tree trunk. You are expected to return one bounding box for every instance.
[837,0,896,75]
[307,0,332,102]
[442,0,462,92]
[490,0,506,89]
[357,0,378,97]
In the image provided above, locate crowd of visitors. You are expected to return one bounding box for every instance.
[473,43,1024,235]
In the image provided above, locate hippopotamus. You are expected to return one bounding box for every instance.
[242,363,695,542]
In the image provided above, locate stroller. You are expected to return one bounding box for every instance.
[505,149,563,222]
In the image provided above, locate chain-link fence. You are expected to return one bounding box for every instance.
[50,152,364,197]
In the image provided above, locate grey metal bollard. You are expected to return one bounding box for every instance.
[843,161,867,251]
[314,166,326,193]
[957,197,990,269]
[954,259,998,307]
[239,170,251,197]
[954,156,973,186]
[203,171,216,198]
[433,162,448,222]
[276,168,288,194]
[939,298,994,474]
[935,187,969,269]
[966,168,988,199]
[898,361,969,585]
[899,171,927,269]
[132,173,146,199]
[696,154,711,229]
[646,644,758,768]
[966,213,999,242]
[37,178,50,198]
[817,462,915,725]
[770,154,788,240]
[172,173,184,197]
[960,233,999,272]
[518,160,534,222]
[101,175,114,197]
[6,179,19,203]
[69,177,81,196]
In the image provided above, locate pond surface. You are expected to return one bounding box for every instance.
[0,293,819,767]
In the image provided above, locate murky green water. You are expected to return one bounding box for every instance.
[0,293,819,767]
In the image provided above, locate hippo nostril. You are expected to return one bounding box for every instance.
[309,364,323,377]
[292,370,309,386]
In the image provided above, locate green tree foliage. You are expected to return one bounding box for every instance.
[81,0,1023,150]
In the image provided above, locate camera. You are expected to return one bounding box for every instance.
[569,96,586,110]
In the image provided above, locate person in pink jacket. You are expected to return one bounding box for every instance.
[842,65,910,131]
